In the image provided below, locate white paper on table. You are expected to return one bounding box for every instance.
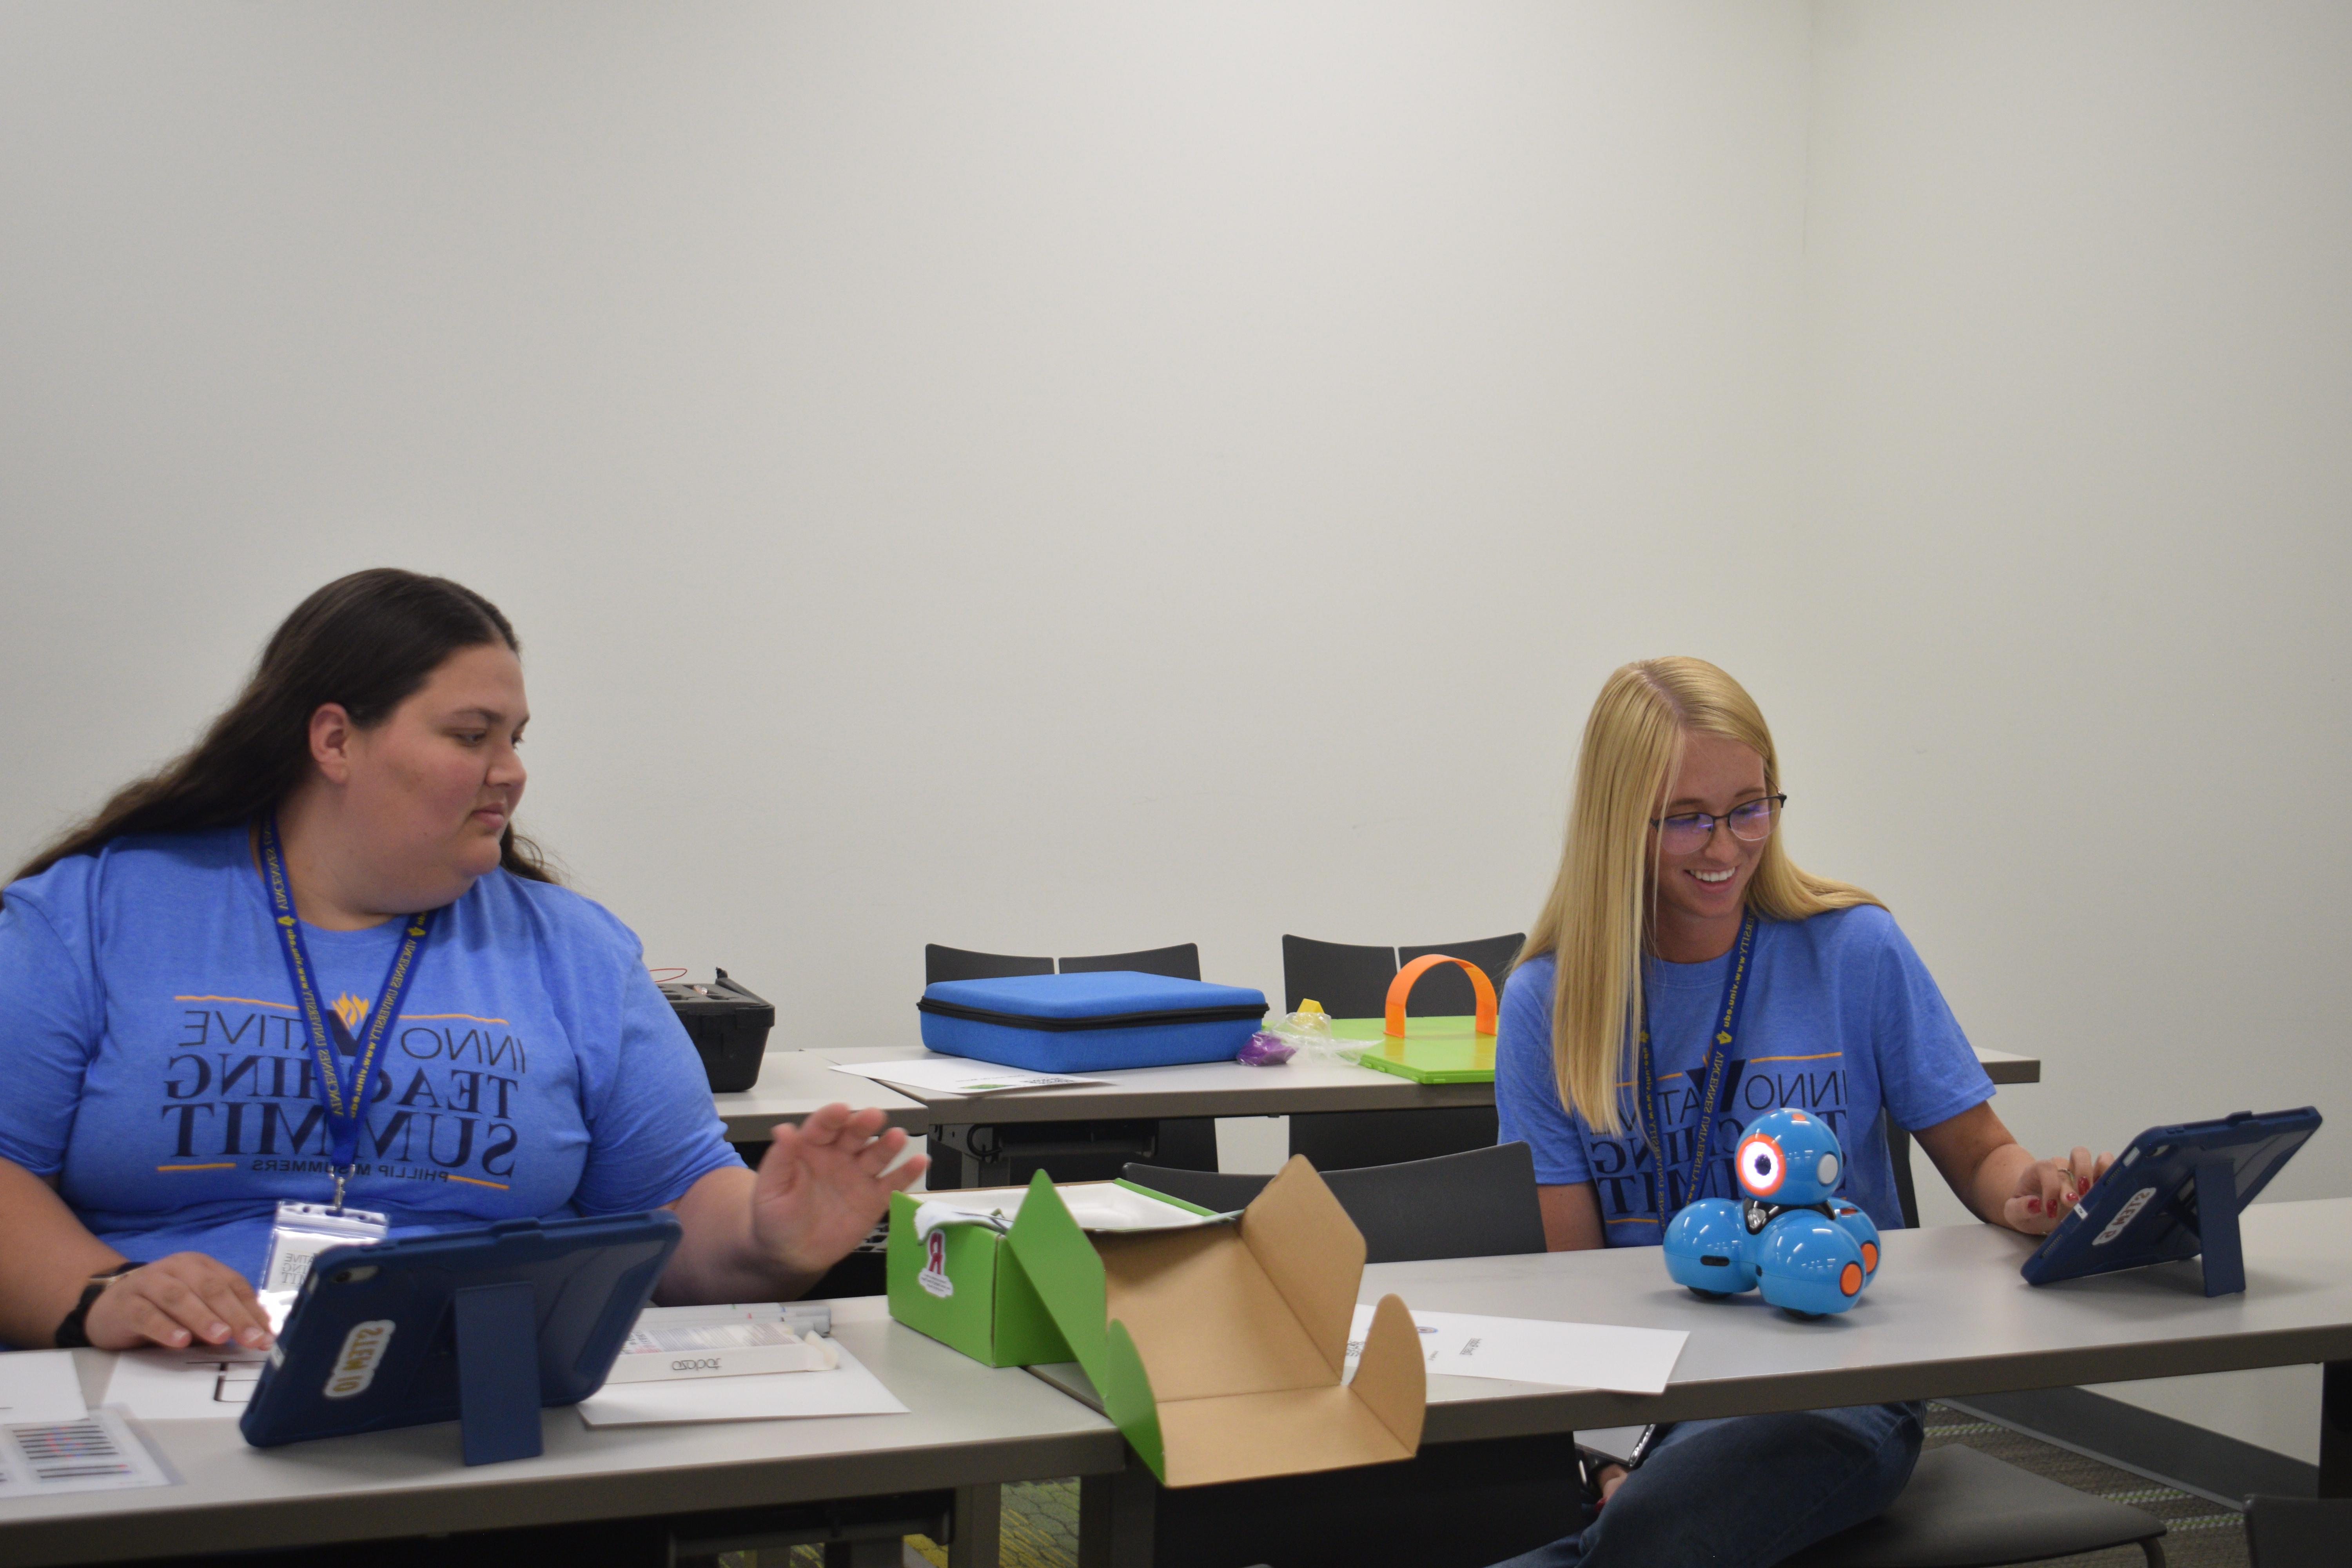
[0,1350,88,1425]
[100,1346,268,1422]
[1345,1305,1686,1395]
[829,1058,1107,1096]
[0,1408,175,1496]
[576,1337,909,1426]
[911,1183,1232,1241]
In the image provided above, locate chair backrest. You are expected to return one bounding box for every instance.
[1060,943,1202,981]
[925,944,1054,985]
[1124,1142,1547,1265]
[1279,935,1397,1016]
[1118,1164,1272,1213]
[2246,1495,2352,1568]
[1283,933,1527,1019]
[1397,934,1526,1016]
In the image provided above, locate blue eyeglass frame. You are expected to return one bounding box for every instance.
[1649,793,1788,845]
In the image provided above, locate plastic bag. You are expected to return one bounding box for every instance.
[1252,999,1369,1067]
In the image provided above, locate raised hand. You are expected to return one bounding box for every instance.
[746,1103,927,1278]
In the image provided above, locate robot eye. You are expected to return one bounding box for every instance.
[1738,1134,1786,1196]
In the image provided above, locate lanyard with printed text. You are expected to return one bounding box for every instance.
[1636,910,1757,1218]
[257,815,434,1209]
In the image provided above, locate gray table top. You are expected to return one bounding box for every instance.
[1032,1198,2352,1446]
[713,1050,934,1139]
[766,1045,2038,1129]
[0,1299,1122,1568]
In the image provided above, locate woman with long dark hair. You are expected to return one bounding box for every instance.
[0,569,922,1352]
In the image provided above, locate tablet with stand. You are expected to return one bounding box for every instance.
[2020,1107,2321,1296]
[240,1210,681,1464]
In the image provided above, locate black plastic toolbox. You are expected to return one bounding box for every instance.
[660,969,775,1093]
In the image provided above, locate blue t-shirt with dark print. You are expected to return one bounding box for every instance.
[1495,905,1994,1242]
[0,828,739,1284]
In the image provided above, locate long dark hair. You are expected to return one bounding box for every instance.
[12,569,556,887]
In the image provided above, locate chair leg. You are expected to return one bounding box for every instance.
[2140,1537,2166,1567]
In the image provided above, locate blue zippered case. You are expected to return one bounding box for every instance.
[916,971,1267,1073]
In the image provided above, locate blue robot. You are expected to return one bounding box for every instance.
[1663,1108,1882,1317]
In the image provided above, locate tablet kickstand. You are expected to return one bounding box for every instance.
[455,1281,544,1465]
[2185,1156,2246,1298]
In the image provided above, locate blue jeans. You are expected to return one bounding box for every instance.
[1487,1403,1925,1568]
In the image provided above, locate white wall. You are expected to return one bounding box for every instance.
[4,0,2347,1459]
[1799,0,2352,1461]
[0,0,1813,1000]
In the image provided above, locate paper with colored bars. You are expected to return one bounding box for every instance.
[0,1409,174,1497]
[1345,1305,1686,1394]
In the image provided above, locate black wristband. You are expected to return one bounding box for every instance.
[53,1261,144,1349]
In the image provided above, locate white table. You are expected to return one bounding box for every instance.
[713,1051,933,1141]
[0,1300,1122,1568]
[1050,1198,2352,1565]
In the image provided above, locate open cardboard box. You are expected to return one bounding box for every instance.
[886,1178,1230,1368]
[1007,1155,1427,1488]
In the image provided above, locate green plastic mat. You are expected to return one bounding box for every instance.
[1327,1014,1496,1083]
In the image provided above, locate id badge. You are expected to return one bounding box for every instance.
[261,1200,389,1294]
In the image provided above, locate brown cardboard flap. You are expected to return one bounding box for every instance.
[1236,1155,1367,1381]
[1156,1385,1416,1489]
[1348,1293,1428,1453]
[1098,1224,1330,1401]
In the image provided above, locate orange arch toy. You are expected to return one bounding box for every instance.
[1382,954,1499,1040]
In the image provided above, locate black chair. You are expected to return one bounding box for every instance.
[921,942,1217,1189]
[1278,935,1401,1018]
[922,943,1053,984]
[1282,931,1524,1174]
[1398,933,1526,1016]
[1772,1114,2167,1568]
[1125,1142,1547,1265]
[1060,943,1201,980]
[1104,1140,1572,1568]
[2246,1496,2352,1567]
[1785,1444,2167,1566]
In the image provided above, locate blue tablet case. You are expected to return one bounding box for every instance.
[2019,1107,2320,1297]
[916,970,1267,1073]
[240,1210,680,1463]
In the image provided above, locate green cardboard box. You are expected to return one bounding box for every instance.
[1005,1157,1427,1488]
[886,1180,1222,1369]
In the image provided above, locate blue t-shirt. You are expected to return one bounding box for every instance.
[1495,905,1993,1243]
[0,828,739,1284]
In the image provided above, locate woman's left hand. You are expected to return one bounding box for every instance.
[2002,1145,2114,1234]
[746,1103,927,1277]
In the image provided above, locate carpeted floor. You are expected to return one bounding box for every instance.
[760,1402,2249,1567]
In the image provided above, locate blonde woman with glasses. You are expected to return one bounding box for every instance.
[1487,657,2110,1568]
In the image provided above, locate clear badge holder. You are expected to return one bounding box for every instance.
[260,1200,388,1332]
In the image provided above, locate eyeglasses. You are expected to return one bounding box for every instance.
[1650,795,1786,856]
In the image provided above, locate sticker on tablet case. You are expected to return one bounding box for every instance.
[2091,1186,2159,1247]
[918,1230,955,1299]
[324,1319,396,1399]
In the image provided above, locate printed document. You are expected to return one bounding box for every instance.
[578,1336,908,1426]
[0,1410,174,1497]
[1346,1305,1686,1395]
[830,1059,1106,1096]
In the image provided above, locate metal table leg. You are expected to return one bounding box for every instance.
[948,1483,1002,1568]
[2323,1361,2352,1498]
[1078,1461,1157,1568]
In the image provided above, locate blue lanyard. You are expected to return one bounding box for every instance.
[257,817,435,1203]
[1636,911,1758,1217]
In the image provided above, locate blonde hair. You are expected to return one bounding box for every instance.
[1519,657,1882,1135]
